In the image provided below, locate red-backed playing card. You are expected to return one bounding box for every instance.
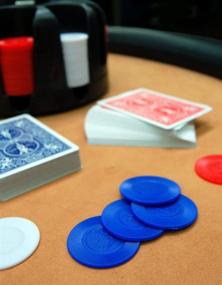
[98,88,212,129]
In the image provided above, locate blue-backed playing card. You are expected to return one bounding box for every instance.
[0,114,81,200]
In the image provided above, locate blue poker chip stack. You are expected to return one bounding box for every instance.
[67,175,198,269]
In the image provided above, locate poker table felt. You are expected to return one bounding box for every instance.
[1,54,222,285]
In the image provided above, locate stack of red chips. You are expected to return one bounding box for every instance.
[0,37,34,96]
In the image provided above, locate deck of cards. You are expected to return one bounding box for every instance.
[0,114,81,201]
[85,88,212,147]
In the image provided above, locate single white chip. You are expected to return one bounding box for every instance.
[0,217,40,270]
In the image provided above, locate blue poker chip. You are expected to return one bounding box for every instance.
[101,199,164,241]
[120,176,181,205]
[131,195,198,230]
[67,216,140,268]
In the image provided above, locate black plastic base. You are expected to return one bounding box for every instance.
[0,1,108,117]
[0,73,108,117]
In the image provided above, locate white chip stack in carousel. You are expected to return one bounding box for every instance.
[60,33,90,88]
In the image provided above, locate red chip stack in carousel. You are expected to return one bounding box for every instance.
[0,37,34,96]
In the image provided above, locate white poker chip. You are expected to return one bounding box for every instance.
[0,217,40,270]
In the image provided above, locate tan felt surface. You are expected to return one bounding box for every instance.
[1,54,222,285]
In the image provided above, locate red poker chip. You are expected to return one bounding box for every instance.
[0,40,4,62]
[0,37,34,96]
[0,37,33,49]
[195,155,222,185]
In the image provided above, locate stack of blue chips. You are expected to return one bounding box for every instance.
[67,176,198,269]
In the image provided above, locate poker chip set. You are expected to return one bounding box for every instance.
[67,176,198,269]
[0,33,90,96]
[0,1,108,116]
[0,0,220,275]
[2,154,222,271]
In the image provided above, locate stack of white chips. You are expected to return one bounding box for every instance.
[60,33,90,88]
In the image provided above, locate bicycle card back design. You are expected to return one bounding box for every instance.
[0,114,81,200]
